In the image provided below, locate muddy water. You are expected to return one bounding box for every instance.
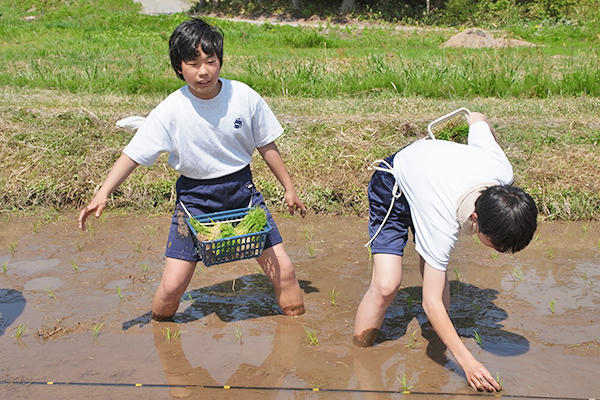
[0,213,598,399]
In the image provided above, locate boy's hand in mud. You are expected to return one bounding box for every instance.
[463,358,501,392]
[78,195,108,231]
[284,188,306,217]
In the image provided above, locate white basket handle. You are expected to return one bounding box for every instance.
[427,108,471,139]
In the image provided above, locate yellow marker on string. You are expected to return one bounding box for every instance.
[47,381,53,385]
[313,387,319,391]
[224,385,230,389]
[135,383,142,387]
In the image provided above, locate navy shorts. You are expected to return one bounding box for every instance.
[164,165,283,262]
[367,153,414,256]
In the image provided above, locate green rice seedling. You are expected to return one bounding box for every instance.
[8,242,16,256]
[473,329,482,346]
[140,262,150,273]
[47,289,56,299]
[406,296,415,309]
[303,326,319,346]
[549,299,555,314]
[582,223,589,234]
[32,220,41,233]
[91,322,104,337]
[512,267,523,281]
[75,241,83,252]
[490,252,498,260]
[533,233,541,242]
[303,226,315,257]
[547,247,555,259]
[186,293,193,302]
[2,261,7,273]
[163,327,182,342]
[233,325,243,344]
[453,269,462,282]
[495,372,504,388]
[396,372,413,393]
[405,329,422,349]
[71,260,79,272]
[234,207,267,236]
[329,287,340,306]
[15,324,27,339]
[116,287,124,302]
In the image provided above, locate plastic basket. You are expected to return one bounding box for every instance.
[186,207,271,267]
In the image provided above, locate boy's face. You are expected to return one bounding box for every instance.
[180,47,221,99]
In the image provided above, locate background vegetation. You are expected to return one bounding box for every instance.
[0,0,598,219]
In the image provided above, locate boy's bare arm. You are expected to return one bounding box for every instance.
[78,153,139,230]
[257,142,306,216]
[421,264,501,392]
[467,112,497,141]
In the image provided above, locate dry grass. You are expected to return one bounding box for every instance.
[1,87,598,219]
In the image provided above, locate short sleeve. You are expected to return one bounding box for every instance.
[467,121,503,155]
[251,97,284,148]
[122,110,172,167]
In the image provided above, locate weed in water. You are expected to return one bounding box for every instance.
[8,242,16,256]
[71,260,79,272]
[91,322,104,337]
[233,325,243,343]
[329,287,341,306]
[582,223,589,234]
[396,372,413,393]
[405,329,422,349]
[512,267,523,281]
[2,261,7,273]
[303,326,319,346]
[15,324,27,339]
[47,289,56,299]
[473,329,482,345]
[549,299,555,314]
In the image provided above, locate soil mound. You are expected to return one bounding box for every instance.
[443,28,536,48]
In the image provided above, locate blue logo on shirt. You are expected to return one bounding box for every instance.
[234,118,242,129]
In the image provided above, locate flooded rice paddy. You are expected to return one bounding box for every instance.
[0,213,599,399]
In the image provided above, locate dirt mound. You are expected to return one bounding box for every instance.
[443,28,536,48]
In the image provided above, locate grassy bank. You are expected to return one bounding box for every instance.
[0,0,598,220]
[1,87,598,220]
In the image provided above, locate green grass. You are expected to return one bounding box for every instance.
[0,0,598,98]
[0,0,598,219]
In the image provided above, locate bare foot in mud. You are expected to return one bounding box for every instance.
[282,304,305,316]
[353,328,380,347]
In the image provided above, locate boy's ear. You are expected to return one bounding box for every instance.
[470,212,479,233]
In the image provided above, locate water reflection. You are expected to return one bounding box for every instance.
[123,275,318,330]
[0,288,26,336]
[380,281,530,359]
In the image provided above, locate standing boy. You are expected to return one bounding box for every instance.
[78,18,306,319]
[354,112,537,392]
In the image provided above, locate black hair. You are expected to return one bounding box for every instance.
[168,18,224,81]
[475,185,538,253]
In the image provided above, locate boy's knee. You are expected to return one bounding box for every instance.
[371,280,401,301]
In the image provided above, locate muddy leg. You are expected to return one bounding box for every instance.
[152,257,196,320]
[256,243,305,316]
[353,253,403,347]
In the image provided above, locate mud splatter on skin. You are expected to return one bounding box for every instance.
[282,304,305,316]
[176,210,189,237]
[353,328,380,347]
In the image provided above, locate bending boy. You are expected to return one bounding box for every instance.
[78,18,305,319]
[354,112,537,392]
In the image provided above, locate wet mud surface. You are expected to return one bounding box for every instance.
[0,213,599,399]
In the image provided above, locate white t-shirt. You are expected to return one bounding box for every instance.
[392,121,513,271]
[123,78,283,179]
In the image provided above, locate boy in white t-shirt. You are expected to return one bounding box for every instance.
[78,18,306,319]
[354,112,537,392]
